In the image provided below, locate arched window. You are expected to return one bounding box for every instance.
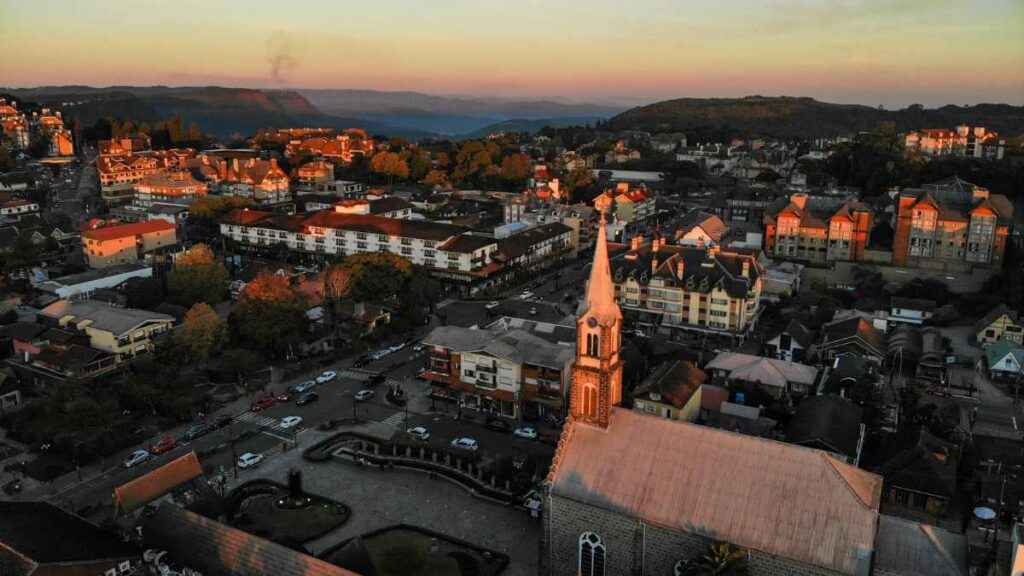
[578,532,605,576]
[586,333,600,357]
[582,384,598,419]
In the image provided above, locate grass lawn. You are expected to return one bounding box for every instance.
[362,529,462,576]
[235,492,348,543]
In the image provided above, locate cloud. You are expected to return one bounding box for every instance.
[266,30,299,84]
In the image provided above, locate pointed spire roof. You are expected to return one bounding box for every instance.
[578,204,622,325]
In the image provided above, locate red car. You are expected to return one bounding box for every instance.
[150,435,176,455]
[251,395,276,412]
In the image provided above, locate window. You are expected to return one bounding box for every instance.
[586,333,600,357]
[578,532,605,576]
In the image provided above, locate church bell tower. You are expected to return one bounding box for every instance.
[570,201,623,429]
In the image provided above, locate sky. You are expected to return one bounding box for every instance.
[1,0,1022,108]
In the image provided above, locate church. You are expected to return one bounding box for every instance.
[540,204,887,576]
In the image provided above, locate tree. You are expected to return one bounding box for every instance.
[188,196,256,222]
[422,169,449,188]
[341,253,412,304]
[562,165,595,196]
[408,150,431,181]
[229,272,308,357]
[499,153,531,182]
[176,303,227,362]
[124,277,165,309]
[681,542,749,576]
[167,244,229,306]
[370,151,410,185]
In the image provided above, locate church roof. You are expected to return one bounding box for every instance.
[548,408,882,575]
[577,210,621,325]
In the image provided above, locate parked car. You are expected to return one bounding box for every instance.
[485,301,500,309]
[450,437,479,451]
[316,370,337,384]
[279,416,303,429]
[295,392,319,406]
[150,435,176,455]
[485,418,512,433]
[354,389,375,402]
[412,343,425,352]
[287,380,316,395]
[520,290,534,300]
[276,393,291,402]
[513,427,538,440]
[250,395,276,412]
[184,424,212,441]
[123,449,151,468]
[406,426,430,441]
[237,452,264,469]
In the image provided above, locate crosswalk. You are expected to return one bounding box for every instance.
[379,412,406,429]
[338,369,374,381]
[234,412,305,434]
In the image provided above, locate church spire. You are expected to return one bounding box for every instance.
[578,200,622,325]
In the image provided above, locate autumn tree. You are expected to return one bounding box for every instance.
[562,165,595,198]
[338,253,412,304]
[370,151,410,185]
[229,272,308,357]
[167,244,229,306]
[500,153,531,183]
[188,196,256,222]
[422,169,449,188]
[175,302,227,362]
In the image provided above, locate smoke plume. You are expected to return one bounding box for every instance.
[266,31,298,84]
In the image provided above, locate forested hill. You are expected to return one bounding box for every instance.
[607,96,1024,140]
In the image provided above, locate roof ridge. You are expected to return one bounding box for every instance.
[918,522,963,574]
[822,452,880,511]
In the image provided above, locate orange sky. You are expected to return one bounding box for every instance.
[1,0,1022,107]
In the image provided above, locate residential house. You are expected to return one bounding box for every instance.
[893,177,1013,269]
[786,395,865,464]
[0,500,140,576]
[705,351,819,399]
[40,300,175,359]
[819,316,886,363]
[890,297,936,325]
[133,169,208,207]
[421,325,574,420]
[675,209,728,247]
[975,304,1023,346]
[765,319,814,362]
[81,219,178,268]
[631,359,706,421]
[611,238,763,337]
[295,159,335,185]
[597,182,655,224]
[283,128,374,163]
[875,428,960,528]
[983,340,1024,380]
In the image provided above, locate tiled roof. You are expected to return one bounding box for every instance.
[549,408,882,575]
[633,359,706,408]
[41,300,174,337]
[706,352,818,388]
[437,234,496,254]
[0,500,139,565]
[114,451,203,515]
[82,219,175,241]
[143,505,360,576]
[875,515,967,576]
[874,428,958,497]
[787,395,863,459]
[822,316,885,357]
[302,211,464,242]
[612,244,760,299]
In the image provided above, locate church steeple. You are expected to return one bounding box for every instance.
[570,202,623,429]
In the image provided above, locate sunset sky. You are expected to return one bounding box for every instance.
[2,0,1022,107]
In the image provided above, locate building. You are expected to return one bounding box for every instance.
[975,304,1023,346]
[893,177,1013,269]
[611,237,763,337]
[0,500,140,576]
[33,109,74,156]
[787,395,865,464]
[874,429,959,527]
[983,340,1024,380]
[0,199,40,220]
[596,182,655,224]
[97,149,194,203]
[214,157,290,204]
[764,193,873,263]
[819,316,887,363]
[705,351,819,399]
[113,451,204,517]
[421,325,574,420]
[40,299,175,359]
[631,358,706,421]
[675,209,728,247]
[35,263,153,300]
[134,169,208,207]
[905,125,1005,160]
[765,318,814,362]
[81,219,177,268]
[889,297,936,325]
[494,223,574,271]
[284,128,374,163]
[295,159,335,185]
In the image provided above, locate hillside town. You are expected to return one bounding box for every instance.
[2,44,1024,576]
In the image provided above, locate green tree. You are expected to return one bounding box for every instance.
[681,542,749,576]
[176,302,227,362]
[341,252,412,304]
[229,272,308,357]
[167,244,229,306]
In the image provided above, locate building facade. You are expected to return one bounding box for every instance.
[81,220,178,268]
[764,193,873,264]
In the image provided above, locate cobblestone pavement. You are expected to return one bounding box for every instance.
[237,437,541,576]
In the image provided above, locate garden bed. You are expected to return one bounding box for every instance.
[225,479,350,545]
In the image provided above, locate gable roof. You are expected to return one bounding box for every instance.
[787,395,863,459]
[633,359,706,408]
[984,340,1024,371]
[874,428,958,498]
[549,408,882,575]
[874,514,967,576]
[705,352,818,388]
[975,304,1019,333]
[143,505,360,576]
[822,316,885,357]
[114,451,203,515]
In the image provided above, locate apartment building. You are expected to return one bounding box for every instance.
[208,156,290,204]
[283,128,374,163]
[611,237,763,337]
[421,325,574,420]
[97,149,195,204]
[134,170,208,207]
[220,208,499,283]
[33,109,74,157]
[764,193,873,263]
[893,177,1012,269]
[905,125,1005,160]
[0,98,29,149]
[81,220,178,268]
[599,182,655,224]
[40,300,175,359]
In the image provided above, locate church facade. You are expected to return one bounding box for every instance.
[541,206,883,576]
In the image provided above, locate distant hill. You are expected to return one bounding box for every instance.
[299,89,625,135]
[461,117,604,139]
[2,86,436,139]
[607,96,1024,140]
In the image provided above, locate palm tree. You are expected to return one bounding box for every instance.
[677,542,749,576]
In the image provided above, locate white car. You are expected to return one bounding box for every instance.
[123,449,150,468]
[513,427,538,440]
[354,389,375,402]
[280,416,303,429]
[316,370,337,384]
[237,452,264,469]
[407,426,430,441]
[485,301,500,309]
[520,291,534,300]
[450,437,479,451]
[412,343,425,352]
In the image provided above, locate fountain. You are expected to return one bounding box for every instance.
[276,468,312,509]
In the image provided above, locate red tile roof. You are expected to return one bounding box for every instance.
[114,451,203,515]
[82,219,175,242]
